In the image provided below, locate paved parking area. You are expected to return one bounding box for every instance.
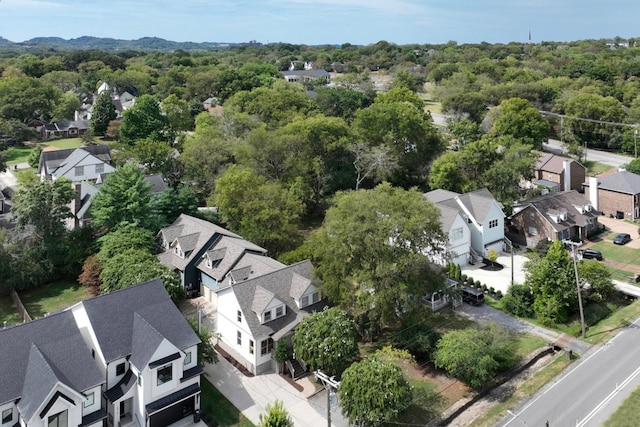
[460,252,529,294]
[593,216,640,249]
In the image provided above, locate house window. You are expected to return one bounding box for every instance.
[237,310,242,322]
[276,306,284,318]
[48,410,68,427]
[157,364,172,385]
[184,351,192,365]
[489,219,499,228]
[301,295,309,308]
[2,409,12,424]
[91,349,95,359]
[261,338,274,355]
[249,340,254,355]
[237,331,242,346]
[451,227,464,241]
[74,166,84,176]
[84,392,94,408]
[116,362,125,376]
[529,212,535,220]
[312,292,320,304]
[264,311,272,322]
[95,163,104,174]
[528,226,538,236]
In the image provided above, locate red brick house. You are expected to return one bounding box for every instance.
[583,172,640,220]
[508,190,599,248]
[531,153,586,192]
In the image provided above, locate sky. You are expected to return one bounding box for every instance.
[0,0,638,46]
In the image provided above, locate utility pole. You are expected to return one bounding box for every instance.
[635,128,638,158]
[504,236,515,284]
[563,240,586,339]
[314,370,340,427]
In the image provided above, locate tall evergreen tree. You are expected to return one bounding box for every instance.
[91,91,117,136]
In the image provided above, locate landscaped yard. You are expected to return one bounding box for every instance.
[589,239,640,275]
[201,378,255,427]
[5,137,110,165]
[19,280,91,319]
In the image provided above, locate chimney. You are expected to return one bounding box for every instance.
[588,176,599,211]
[563,160,571,191]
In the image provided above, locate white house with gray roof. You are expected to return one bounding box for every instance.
[0,279,201,427]
[425,188,505,262]
[216,260,324,376]
[38,146,114,183]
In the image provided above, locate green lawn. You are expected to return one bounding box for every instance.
[5,145,34,164]
[5,137,110,165]
[20,281,89,318]
[201,378,255,427]
[0,294,21,327]
[604,383,640,426]
[584,160,615,176]
[590,239,640,266]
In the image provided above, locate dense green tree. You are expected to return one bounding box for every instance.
[0,76,62,122]
[428,151,471,193]
[120,94,167,144]
[338,348,414,427]
[578,259,615,302]
[99,248,181,297]
[258,400,294,427]
[502,283,535,318]
[91,91,117,135]
[161,94,192,142]
[313,87,374,122]
[309,183,447,329]
[51,92,82,122]
[40,70,82,93]
[12,178,75,240]
[393,306,441,358]
[565,92,625,149]
[91,163,153,231]
[131,138,173,174]
[292,308,358,376]
[0,118,37,143]
[78,254,103,290]
[211,165,304,255]
[151,186,198,227]
[433,324,519,388]
[623,157,640,175]
[489,97,550,149]
[96,227,156,264]
[525,240,578,325]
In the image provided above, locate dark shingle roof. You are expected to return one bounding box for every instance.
[81,279,200,363]
[0,310,103,406]
[39,145,111,176]
[512,190,598,231]
[231,260,320,338]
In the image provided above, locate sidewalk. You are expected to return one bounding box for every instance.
[203,356,348,427]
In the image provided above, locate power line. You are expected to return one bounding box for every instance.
[539,110,639,129]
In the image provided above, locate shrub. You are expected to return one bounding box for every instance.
[461,274,468,282]
[482,284,488,292]
[488,249,498,263]
[489,287,495,294]
[475,280,482,288]
[495,290,503,299]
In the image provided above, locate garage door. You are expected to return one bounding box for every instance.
[149,396,195,427]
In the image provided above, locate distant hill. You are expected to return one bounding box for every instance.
[0,36,249,51]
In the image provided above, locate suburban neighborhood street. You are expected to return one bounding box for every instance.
[497,315,640,427]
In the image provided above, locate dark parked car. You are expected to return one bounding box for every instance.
[461,287,485,306]
[613,233,631,245]
[580,248,603,261]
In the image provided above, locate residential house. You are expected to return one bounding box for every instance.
[0,279,201,427]
[38,146,113,183]
[216,260,324,375]
[40,120,90,140]
[67,182,100,230]
[196,234,283,307]
[583,172,640,220]
[530,153,586,192]
[424,188,505,262]
[508,190,599,247]
[423,191,472,266]
[282,69,330,83]
[157,214,252,294]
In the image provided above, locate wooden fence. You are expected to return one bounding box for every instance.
[10,289,32,323]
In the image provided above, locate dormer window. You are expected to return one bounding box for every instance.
[74,166,84,176]
[264,311,272,322]
[301,295,309,308]
[174,246,184,258]
[276,306,284,317]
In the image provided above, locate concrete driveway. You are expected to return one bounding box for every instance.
[595,216,640,249]
[461,252,529,294]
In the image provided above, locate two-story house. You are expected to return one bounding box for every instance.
[583,172,640,220]
[508,190,599,247]
[0,279,201,427]
[424,190,472,266]
[38,146,114,183]
[425,188,505,262]
[157,214,257,295]
[531,153,586,192]
[216,260,324,376]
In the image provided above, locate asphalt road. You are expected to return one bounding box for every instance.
[544,139,632,169]
[497,315,640,427]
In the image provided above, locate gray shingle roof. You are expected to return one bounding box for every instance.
[157,214,244,272]
[144,174,167,195]
[195,235,271,281]
[129,312,166,370]
[512,190,598,231]
[231,260,321,338]
[251,286,275,313]
[596,171,640,194]
[39,145,111,177]
[425,188,502,226]
[424,189,460,204]
[81,279,200,363]
[0,310,103,406]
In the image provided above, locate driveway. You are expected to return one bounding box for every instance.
[594,216,640,249]
[460,252,529,294]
